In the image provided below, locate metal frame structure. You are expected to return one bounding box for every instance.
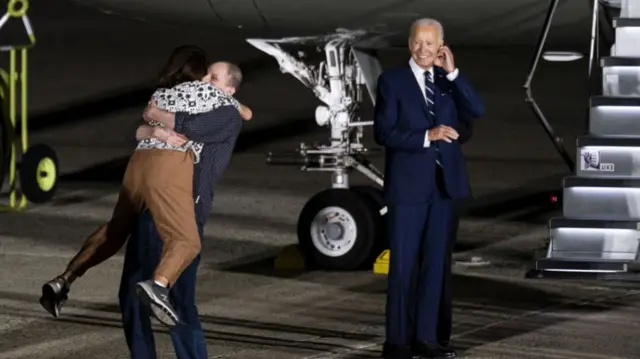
[524,0,640,279]
[524,0,599,172]
[524,0,617,173]
[246,32,389,269]
[247,33,387,205]
[247,32,384,194]
[0,0,59,210]
[0,0,35,210]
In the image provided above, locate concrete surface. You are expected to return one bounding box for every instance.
[2,1,639,359]
[2,174,640,359]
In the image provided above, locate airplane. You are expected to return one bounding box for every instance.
[72,0,594,47]
[0,0,629,273]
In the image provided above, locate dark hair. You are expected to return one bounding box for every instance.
[225,62,243,89]
[155,45,208,89]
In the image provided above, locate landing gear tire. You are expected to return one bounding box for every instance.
[351,185,387,256]
[351,185,384,210]
[20,144,59,203]
[297,188,378,271]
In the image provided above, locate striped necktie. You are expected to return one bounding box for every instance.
[425,71,443,167]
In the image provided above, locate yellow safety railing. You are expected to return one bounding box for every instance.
[1,0,36,210]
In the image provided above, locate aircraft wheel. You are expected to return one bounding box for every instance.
[20,144,59,203]
[297,188,377,271]
[351,185,387,253]
[351,185,384,209]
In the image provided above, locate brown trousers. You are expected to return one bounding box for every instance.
[64,149,201,286]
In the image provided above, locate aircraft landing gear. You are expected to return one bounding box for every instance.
[247,31,388,270]
[298,188,377,270]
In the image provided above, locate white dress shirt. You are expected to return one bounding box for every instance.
[408,58,459,147]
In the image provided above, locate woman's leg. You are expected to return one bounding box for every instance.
[62,190,140,283]
[39,189,140,317]
[147,184,201,286]
[39,154,146,318]
[133,150,200,327]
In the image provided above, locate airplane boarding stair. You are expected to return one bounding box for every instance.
[528,0,640,279]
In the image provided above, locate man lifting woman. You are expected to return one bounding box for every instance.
[39,45,251,327]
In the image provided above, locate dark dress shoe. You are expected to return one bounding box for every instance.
[412,341,457,359]
[382,342,413,359]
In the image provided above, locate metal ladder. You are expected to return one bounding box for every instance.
[529,0,640,279]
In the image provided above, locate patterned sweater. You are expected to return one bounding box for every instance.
[135,81,240,163]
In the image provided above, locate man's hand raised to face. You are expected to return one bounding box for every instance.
[434,45,456,73]
[428,125,459,143]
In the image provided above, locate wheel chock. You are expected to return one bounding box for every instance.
[373,249,390,275]
[273,244,306,270]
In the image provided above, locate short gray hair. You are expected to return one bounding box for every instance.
[211,61,243,90]
[225,62,243,89]
[409,18,444,41]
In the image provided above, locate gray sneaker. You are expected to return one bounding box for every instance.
[135,280,179,327]
[39,277,70,318]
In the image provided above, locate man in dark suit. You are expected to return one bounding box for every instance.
[374,18,485,359]
[436,112,474,351]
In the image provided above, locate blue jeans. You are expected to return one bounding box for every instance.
[118,210,208,359]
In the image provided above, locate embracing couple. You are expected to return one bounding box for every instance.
[38,45,251,358]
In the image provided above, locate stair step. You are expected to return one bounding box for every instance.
[563,176,640,220]
[614,17,640,27]
[614,18,640,56]
[548,217,639,261]
[549,217,639,229]
[533,258,630,272]
[603,0,626,9]
[601,56,640,66]
[577,136,640,177]
[578,136,640,147]
[601,57,640,97]
[605,0,621,9]
[589,96,640,137]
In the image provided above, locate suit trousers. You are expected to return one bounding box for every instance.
[437,202,459,344]
[64,149,201,286]
[385,167,454,346]
[119,210,208,359]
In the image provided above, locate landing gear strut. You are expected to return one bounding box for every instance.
[247,31,387,270]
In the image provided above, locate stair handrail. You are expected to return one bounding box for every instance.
[523,0,614,172]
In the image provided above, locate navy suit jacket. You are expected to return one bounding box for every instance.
[373,65,485,204]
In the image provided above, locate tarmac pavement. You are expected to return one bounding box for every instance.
[2,127,640,358]
[2,172,640,358]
